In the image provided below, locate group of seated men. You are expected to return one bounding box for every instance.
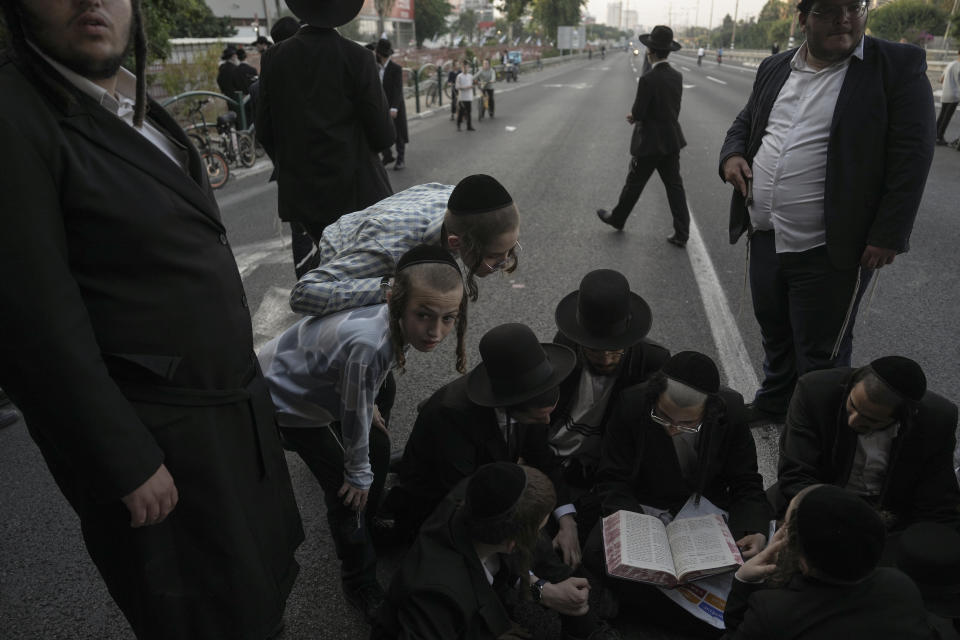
[278,175,960,640]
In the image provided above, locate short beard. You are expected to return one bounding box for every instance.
[59,49,127,79]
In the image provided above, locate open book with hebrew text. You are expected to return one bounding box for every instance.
[602,511,743,587]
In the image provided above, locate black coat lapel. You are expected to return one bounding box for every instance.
[61,97,224,231]
[831,40,870,135]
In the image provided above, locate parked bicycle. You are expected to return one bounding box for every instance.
[185,99,229,189]
[185,99,257,188]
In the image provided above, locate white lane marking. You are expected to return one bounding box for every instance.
[684,202,760,398]
[505,126,517,132]
[233,237,288,279]
[252,286,300,352]
[683,84,696,89]
[706,76,727,85]
[542,83,591,89]
[680,65,691,71]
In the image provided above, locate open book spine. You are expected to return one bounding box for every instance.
[602,513,678,586]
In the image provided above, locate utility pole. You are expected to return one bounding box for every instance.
[730,0,740,49]
[709,0,715,31]
[695,0,701,28]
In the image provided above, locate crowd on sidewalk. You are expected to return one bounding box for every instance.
[2,0,960,640]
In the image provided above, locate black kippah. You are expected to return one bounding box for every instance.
[447,174,514,215]
[396,244,462,275]
[796,485,885,582]
[661,351,720,395]
[465,462,527,520]
[869,356,926,402]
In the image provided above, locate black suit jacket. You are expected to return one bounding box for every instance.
[393,376,556,530]
[629,61,686,157]
[256,27,395,228]
[723,569,934,639]
[372,498,515,640]
[596,383,771,539]
[718,37,935,269]
[382,59,408,143]
[776,368,960,530]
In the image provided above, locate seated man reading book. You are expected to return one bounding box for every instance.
[724,484,933,640]
[548,270,670,561]
[583,351,771,637]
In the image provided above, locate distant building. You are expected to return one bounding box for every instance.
[606,2,622,28]
[624,9,637,31]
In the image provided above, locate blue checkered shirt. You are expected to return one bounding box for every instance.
[290,183,454,316]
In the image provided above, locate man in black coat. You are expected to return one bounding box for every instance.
[597,25,691,248]
[583,352,771,637]
[719,0,935,423]
[772,356,960,532]
[256,0,395,270]
[0,2,303,638]
[725,485,933,640]
[549,270,669,557]
[374,39,409,170]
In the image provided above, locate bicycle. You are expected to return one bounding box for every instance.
[185,99,229,189]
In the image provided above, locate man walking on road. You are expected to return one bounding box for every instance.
[375,39,408,170]
[936,48,960,145]
[455,59,476,131]
[0,1,303,638]
[597,25,691,248]
[719,0,935,423]
[257,0,395,277]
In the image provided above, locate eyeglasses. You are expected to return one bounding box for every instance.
[809,1,868,21]
[650,406,703,433]
[483,240,522,273]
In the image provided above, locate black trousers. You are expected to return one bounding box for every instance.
[609,154,690,239]
[749,231,872,414]
[279,374,396,590]
[457,100,473,129]
[936,101,958,141]
[289,220,320,278]
[479,88,495,118]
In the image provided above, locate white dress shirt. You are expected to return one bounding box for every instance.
[846,422,900,497]
[749,38,864,254]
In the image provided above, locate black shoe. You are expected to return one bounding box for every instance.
[744,402,786,426]
[666,233,687,248]
[381,153,395,166]
[936,139,948,146]
[0,408,19,430]
[343,581,386,625]
[596,209,623,231]
[394,159,405,170]
[467,127,477,131]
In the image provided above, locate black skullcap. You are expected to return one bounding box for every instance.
[869,356,926,403]
[796,485,885,582]
[448,174,514,215]
[396,244,462,275]
[661,351,720,395]
[465,462,527,520]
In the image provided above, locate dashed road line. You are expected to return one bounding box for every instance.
[706,76,727,85]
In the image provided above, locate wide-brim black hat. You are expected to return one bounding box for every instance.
[467,324,576,407]
[376,38,394,58]
[639,25,682,52]
[287,0,364,28]
[555,269,651,350]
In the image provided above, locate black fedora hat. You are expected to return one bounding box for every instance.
[376,38,394,58]
[639,25,682,52]
[467,324,576,407]
[287,0,364,28]
[896,522,960,618]
[555,270,652,351]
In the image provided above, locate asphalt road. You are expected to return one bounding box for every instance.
[2,50,959,640]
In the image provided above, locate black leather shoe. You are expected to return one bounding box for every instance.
[394,159,405,170]
[0,408,19,430]
[467,127,477,131]
[744,402,786,426]
[343,581,386,624]
[666,233,687,248]
[596,209,623,231]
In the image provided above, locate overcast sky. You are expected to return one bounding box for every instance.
[586,0,775,31]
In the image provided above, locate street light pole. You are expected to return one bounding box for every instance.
[944,0,960,58]
[709,0,715,31]
[730,0,740,49]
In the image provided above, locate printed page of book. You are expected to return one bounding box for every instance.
[618,511,676,576]
[666,514,742,582]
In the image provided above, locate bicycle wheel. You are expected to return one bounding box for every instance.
[202,151,229,189]
[237,132,257,168]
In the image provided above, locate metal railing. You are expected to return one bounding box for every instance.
[160,90,252,131]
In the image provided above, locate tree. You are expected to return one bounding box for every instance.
[531,0,585,43]
[453,8,480,41]
[375,0,397,38]
[414,0,452,46]
[868,0,948,43]
[140,0,236,60]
